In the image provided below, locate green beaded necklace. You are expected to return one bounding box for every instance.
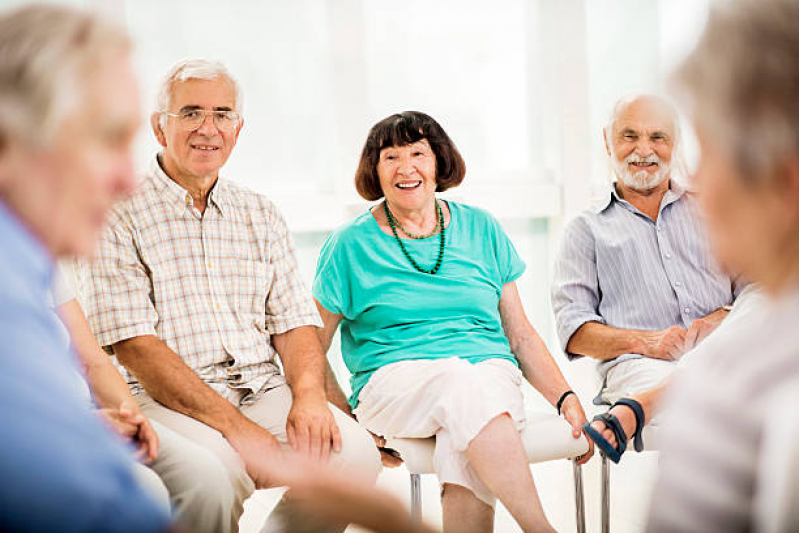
[384,199,446,275]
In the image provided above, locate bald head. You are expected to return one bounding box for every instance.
[605,94,683,191]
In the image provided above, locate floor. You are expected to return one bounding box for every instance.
[238,357,660,533]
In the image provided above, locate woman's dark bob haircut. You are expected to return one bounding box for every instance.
[354,111,466,201]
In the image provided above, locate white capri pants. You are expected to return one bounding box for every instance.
[353,356,525,506]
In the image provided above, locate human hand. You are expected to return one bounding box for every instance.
[97,400,159,463]
[684,308,729,352]
[225,417,285,489]
[370,432,403,468]
[637,325,688,360]
[286,390,342,462]
[560,394,594,465]
[269,454,436,533]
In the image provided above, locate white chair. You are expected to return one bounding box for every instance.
[597,424,659,533]
[385,411,590,532]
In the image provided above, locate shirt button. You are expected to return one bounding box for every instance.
[215,304,220,310]
[675,281,682,287]
[665,253,672,260]
[207,262,212,269]
[684,307,690,314]
[185,195,192,205]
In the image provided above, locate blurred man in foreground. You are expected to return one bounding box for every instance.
[0,4,177,532]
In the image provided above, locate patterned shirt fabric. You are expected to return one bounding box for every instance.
[0,200,170,533]
[83,156,322,404]
[551,181,740,376]
[648,285,799,532]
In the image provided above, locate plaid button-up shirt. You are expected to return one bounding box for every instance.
[83,156,322,404]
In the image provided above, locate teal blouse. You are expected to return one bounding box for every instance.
[313,201,526,408]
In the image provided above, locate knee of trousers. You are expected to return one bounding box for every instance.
[433,363,519,450]
[161,444,252,529]
[330,409,382,483]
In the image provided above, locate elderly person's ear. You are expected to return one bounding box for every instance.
[150,113,167,148]
[603,127,611,156]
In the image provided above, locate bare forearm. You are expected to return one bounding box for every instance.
[83,359,137,409]
[273,326,327,399]
[57,299,139,409]
[511,326,572,407]
[566,321,645,360]
[113,335,242,434]
[324,361,353,416]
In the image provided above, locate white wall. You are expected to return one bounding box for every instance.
[0,0,713,384]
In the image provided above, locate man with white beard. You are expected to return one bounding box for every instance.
[550,95,743,460]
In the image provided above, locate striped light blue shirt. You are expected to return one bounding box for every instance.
[551,181,741,376]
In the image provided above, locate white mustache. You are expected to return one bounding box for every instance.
[626,154,661,165]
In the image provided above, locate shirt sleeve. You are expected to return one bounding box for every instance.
[0,313,170,533]
[312,232,345,316]
[52,261,77,308]
[488,215,526,285]
[83,208,159,349]
[551,216,606,359]
[263,204,323,334]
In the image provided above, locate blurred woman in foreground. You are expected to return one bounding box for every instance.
[648,0,799,531]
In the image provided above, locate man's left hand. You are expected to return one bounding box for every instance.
[684,307,730,352]
[560,394,594,465]
[287,391,342,462]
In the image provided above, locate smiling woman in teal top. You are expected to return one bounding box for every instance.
[313,111,591,532]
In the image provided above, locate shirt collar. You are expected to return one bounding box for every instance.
[0,199,54,295]
[150,154,228,218]
[593,178,688,214]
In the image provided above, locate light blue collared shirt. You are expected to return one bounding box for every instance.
[551,181,741,376]
[0,200,170,533]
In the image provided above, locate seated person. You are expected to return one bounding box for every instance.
[0,5,177,532]
[581,284,764,461]
[51,262,169,511]
[648,0,799,529]
[82,58,381,533]
[551,94,743,462]
[313,111,592,533]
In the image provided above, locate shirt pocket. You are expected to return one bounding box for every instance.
[233,258,273,330]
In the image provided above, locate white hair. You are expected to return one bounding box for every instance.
[156,59,243,128]
[672,0,799,187]
[604,94,688,183]
[0,5,130,147]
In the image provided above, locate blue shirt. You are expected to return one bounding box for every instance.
[0,201,170,533]
[551,182,740,376]
[313,201,525,408]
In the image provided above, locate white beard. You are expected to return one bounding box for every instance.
[612,153,671,191]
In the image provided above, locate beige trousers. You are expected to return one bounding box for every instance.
[138,383,381,533]
[601,358,677,426]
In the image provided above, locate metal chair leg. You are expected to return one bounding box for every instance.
[410,473,422,525]
[572,460,586,533]
[602,454,611,533]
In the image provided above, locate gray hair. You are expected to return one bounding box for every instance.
[156,59,243,128]
[604,94,688,182]
[0,5,130,146]
[672,0,799,187]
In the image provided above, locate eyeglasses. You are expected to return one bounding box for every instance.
[162,109,241,132]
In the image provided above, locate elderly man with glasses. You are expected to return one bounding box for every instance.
[83,59,381,533]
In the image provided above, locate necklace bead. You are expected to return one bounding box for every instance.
[384,200,446,275]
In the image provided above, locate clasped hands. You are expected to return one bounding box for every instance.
[96,400,159,463]
[636,307,730,361]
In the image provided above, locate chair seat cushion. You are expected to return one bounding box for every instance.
[385,411,589,474]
